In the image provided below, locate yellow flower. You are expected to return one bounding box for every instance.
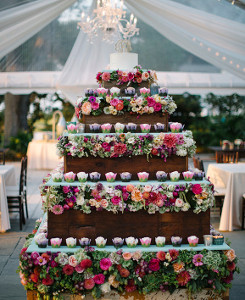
[111,109,117,115]
[173,262,185,273]
[160,99,167,105]
[106,95,111,103]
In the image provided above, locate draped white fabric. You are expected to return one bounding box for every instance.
[0,0,76,60]
[125,0,245,80]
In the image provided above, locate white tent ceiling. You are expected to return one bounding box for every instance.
[1,70,244,97]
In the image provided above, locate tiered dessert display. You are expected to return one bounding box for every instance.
[19,54,238,300]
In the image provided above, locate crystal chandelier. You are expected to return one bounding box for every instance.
[77,0,139,43]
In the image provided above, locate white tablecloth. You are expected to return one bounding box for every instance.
[207,163,245,231]
[27,140,62,170]
[0,165,16,232]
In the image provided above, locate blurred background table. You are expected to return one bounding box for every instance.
[0,165,16,232]
[207,163,245,231]
[27,140,62,170]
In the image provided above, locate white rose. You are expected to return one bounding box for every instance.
[175,198,184,207]
[76,195,85,206]
[182,203,190,211]
[101,282,111,294]
[176,149,187,156]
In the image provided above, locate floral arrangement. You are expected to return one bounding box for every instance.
[75,85,177,117]
[41,178,214,215]
[18,243,238,298]
[96,66,157,86]
[56,131,196,159]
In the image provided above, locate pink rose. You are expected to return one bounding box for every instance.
[110,98,120,107]
[192,184,203,195]
[102,72,111,81]
[147,97,156,107]
[68,255,78,267]
[93,274,105,285]
[154,102,162,112]
[84,278,95,290]
[91,102,100,110]
[100,258,112,270]
[123,252,132,260]
[111,196,121,205]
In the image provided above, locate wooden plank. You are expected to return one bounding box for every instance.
[83,113,169,133]
[64,155,188,180]
[27,289,229,299]
[48,210,210,246]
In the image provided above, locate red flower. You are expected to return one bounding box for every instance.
[116,101,124,111]
[20,247,27,255]
[135,71,142,78]
[30,273,39,283]
[80,259,92,269]
[176,271,191,286]
[149,192,157,203]
[113,143,127,155]
[125,279,137,293]
[169,249,179,261]
[148,258,160,272]
[163,133,178,148]
[41,253,50,262]
[75,106,80,118]
[63,264,74,275]
[151,148,158,155]
[128,72,134,81]
[192,184,203,195]
[223,271,234,284]
[42,275,54,286]
[84,278,95,290]
[156,251,166,261]
[96,72,102,82]
[227,262,236,272]
[100,258,112,271]
[119,268,130,278]
[93,274,105,284]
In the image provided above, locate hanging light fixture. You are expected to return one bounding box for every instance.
[77,0,139,43]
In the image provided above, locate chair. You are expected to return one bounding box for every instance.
[192,156,199,169]
[197,158,205,172]
[216,151,239,163]
[214,188,226,216]
[242,194,245,230]
[6,157,26,230]
[23,156,28,218]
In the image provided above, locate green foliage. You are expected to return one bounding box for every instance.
[8,131,32,155]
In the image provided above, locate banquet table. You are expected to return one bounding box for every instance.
[207,163,245,231]
[0,165,16,232]
[27,140,62,170]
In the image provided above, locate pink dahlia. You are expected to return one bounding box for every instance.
[52,204,64,215]
[192,254,203,266]
[176,270,191,286]
[93,274,105,284]
[148,258,160,272]
[169,249,179,261]
[102,72,111,81]
[113,143,127,155]
[100,258,112,271]
[192,184,203,195]
[163,133,178,148]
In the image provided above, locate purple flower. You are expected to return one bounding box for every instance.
[89,96,96,103]
[37,256,47,266]
[192,254,203,266]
